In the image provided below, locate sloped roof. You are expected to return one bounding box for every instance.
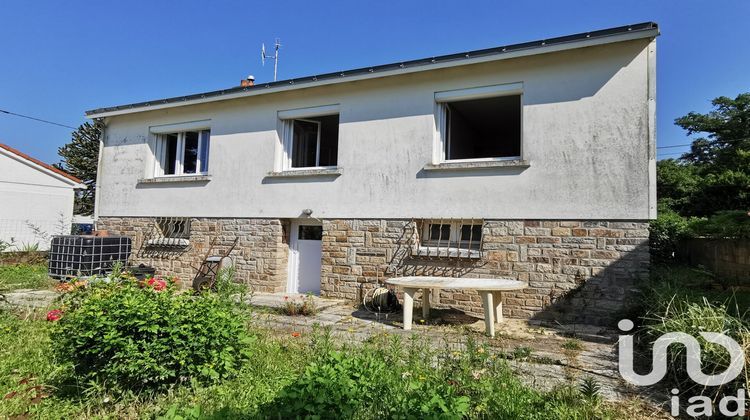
[0,143,84,185]
[86,22,659,118]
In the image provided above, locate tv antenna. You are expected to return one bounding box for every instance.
[261,38,281,81]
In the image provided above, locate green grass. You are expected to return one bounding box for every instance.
[0,263,52,291]
[647,263,750,317]
[0,308,639,419]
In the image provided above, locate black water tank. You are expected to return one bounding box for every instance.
[48,235,132,280]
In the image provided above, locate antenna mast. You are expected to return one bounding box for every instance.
[261,38,281,81]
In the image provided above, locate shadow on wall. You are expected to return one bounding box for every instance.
[528,242,650,326]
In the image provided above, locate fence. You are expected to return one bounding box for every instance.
[677,238,750,287]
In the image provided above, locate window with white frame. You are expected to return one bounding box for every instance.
[436,83,522,161]
[421,220,483,250]
[154,130,210,176]
[282,114,339,168]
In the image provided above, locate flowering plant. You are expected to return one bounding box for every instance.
[46,309,63,322]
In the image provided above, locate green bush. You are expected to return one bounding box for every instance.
[52,279,254,393]
[649,207,691,261]
[687,210,750,239]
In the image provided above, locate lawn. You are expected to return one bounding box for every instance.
[0,263,52,291]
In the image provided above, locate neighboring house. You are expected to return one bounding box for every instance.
[0,144,86,250]
[88,22,658,325]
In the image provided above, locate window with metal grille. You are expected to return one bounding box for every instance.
[416,219,484,258]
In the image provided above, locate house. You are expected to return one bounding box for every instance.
[87,22,658,325]
[0,144,86,250]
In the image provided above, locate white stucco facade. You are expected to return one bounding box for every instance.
[93,36,657,221]
[0,146,85,250]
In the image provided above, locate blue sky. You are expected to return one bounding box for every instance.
[1,0,748,163]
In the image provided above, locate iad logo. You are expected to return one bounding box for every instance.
[617,319,748,417]
[617,319,745,386]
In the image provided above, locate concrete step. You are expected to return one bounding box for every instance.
[246,292,348,311]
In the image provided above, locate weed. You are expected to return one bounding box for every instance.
[512,346,533,360]
[562,338,583,351]
[280,293,318,316]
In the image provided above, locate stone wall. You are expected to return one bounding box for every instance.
[98,216,649,325]
[97,217,289,292]
[320,219,649,325]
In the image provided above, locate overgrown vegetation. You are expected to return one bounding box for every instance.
[0,302,639,418]
[635,264,750,400]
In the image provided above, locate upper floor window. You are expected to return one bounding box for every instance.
[282,114,339,169]
[436,83,522,162]
[154,130,210,176]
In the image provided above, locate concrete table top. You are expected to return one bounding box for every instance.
[386,276,527,291]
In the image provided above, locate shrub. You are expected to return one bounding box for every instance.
[649,207,690,261]
[52,279,254,393]
[688,210,750,239]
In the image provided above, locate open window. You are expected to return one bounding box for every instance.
[436,83,522,162]
[282,114,339,169]
[154,130,210,176]
[414,219,484,258]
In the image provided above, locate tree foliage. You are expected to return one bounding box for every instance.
[55,122,101,215]
[659,93,750,216]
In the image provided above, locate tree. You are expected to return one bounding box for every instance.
[55,122,101,215]
[656,159,700,215]
[661,93,750,216]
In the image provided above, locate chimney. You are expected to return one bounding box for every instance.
[240,75,255,87]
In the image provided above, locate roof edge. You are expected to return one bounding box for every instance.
[0,143,86,187]
[86,22,658,118]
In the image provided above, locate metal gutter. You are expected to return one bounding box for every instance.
[86,22,658,118]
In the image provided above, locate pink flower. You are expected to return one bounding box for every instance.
[147,277,167,291]
[47,309,63,322]
[284,296,289,301]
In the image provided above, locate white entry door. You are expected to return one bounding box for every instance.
[287,221,322,294]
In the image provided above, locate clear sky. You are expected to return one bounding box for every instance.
[1,0,748,164]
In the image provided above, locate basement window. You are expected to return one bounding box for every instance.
[144,217,191,247]
[436,84,522,161]
[415,220,484,258]
[154,130,210,176]
[283,114,339,168]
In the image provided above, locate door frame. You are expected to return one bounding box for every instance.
[286,219,323,294]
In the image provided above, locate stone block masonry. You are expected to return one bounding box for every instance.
[98,217,649,326]
[97,217,289,293]
[320,219,649,326]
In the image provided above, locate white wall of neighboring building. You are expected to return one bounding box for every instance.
[0,150,80,250]
[95,37,656,221]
